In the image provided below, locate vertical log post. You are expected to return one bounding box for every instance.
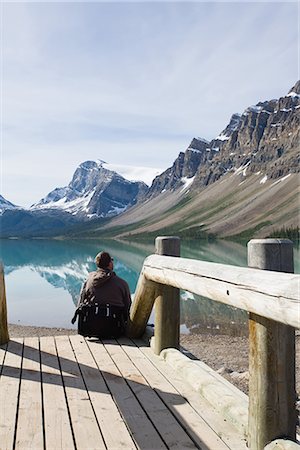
[0,264,9,345]
[247,239,296,450]
[154,236,180,355]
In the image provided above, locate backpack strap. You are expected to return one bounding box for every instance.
[71,306,81,324]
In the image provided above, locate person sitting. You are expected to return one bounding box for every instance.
[73,251,132,338]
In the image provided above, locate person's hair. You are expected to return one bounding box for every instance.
[95,251,112,269]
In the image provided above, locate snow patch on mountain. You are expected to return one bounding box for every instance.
[187,147,202,153]
[260,175,268,184]
[243,105,264,116]
[270,173,291,187]
[34,188,97,215]
[234,162,251,176]
[287,91,300,99]
[106,205,128,217]
[215,133,230,141]
[31,160,148,219]
[180,176,195,192]
[0,195,19,215]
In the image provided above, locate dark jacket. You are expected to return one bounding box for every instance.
[78,269,132,317]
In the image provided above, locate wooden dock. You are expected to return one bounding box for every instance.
[1,238,299,450]
[0,335,247,450]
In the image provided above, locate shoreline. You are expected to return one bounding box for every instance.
[6,323,300,395]
[8,323,78,338]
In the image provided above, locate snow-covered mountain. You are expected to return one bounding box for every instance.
[0,195,19,215]
[31,160,148,218]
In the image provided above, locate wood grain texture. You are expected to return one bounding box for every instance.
[154,237,180,355]
[69,335,136,450]
[160,347,248,436]
[248,239,296,450]
[87,338,167,449]
[0,334,258,449]
[0,338,23,450]
[15,337,44,450]
[127,274,158,338]
[40,337,74,450]
[133,338,248,450]
[141,254,299,327]
[105,338,197,449]
[154,284,180,354]
[120,337,232,450]
[55,335,105,450]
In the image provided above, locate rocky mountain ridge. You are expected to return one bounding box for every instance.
[31,160,148,218]
[193,80,299,189]
[146,137,208,198]
[146,81,299,199]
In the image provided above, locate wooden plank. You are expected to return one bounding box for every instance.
[87,338,166,449]
[69,335,136,450]
[105,338,198,449]
[15,337,44,450]
[0,338,23,450]
[40,336,75,450]
[142,255,299,328]
[55,335,105,450]
[118,337,230,450]
[134,339,249,450]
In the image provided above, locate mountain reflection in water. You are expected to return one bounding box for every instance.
[0,238,298,334]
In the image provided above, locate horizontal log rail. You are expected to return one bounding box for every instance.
[129,253,299,340]
[141,254,299,328]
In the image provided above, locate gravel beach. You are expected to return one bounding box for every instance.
[8,323,78,338]
[181,333,300,395]
[7,324,300,396]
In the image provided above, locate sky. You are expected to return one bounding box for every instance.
[1,1,299,207]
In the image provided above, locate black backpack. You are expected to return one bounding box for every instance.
[72,303,126,338]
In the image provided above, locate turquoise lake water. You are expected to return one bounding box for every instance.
[0,238,299,334]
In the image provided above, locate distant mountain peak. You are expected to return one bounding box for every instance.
[196,137,210,145]
[287,80,300,96]
[31,160,148,218]
[79,159,108,170]
[0,195,19,214]
[187,138,210,152]
[214,113,242,142]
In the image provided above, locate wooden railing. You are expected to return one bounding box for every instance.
[128,236,299,450]
[1,237,299,449]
